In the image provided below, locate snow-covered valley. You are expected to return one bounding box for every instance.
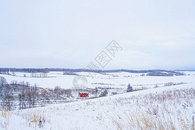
[1,71,195,89]
[1,71,195,130]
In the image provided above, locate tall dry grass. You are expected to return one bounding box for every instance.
[111,88,195,130]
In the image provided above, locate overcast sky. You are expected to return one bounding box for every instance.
[0,0,195,70]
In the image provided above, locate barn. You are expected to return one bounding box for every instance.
[79,92,89,97]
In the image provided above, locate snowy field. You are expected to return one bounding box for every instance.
[0,71,195,90]
[1,71,195,129]
[0,83,195,129]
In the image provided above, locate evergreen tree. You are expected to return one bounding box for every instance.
[127,84,133,92]
[99,89,108,97]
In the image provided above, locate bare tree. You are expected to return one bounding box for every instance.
[2,95,14,110]
[0,77,7,98]
[54,86,61,99]
[2,84,14,110]
[43,68,49,77]
[31,84,39,107]
[27,90,32,108]
[18,81,27,109]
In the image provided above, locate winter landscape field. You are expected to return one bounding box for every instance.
[1,70,195,129]
[1,0,195,129]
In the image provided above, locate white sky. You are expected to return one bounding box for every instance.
[0,0,195,70]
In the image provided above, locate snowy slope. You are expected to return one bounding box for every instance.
[1,83,195,130]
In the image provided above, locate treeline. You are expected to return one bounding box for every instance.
[146,71,185,76]
[0,68,49,73]
[0,77,40,110]
[0,77,72,111]
[0,68,186,74]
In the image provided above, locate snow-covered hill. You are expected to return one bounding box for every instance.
[1,83,195,130]
[1,71,195,129]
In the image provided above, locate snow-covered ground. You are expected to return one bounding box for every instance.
[1,71,195,130]
[1,83,195,129]
[0,71,195,89]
